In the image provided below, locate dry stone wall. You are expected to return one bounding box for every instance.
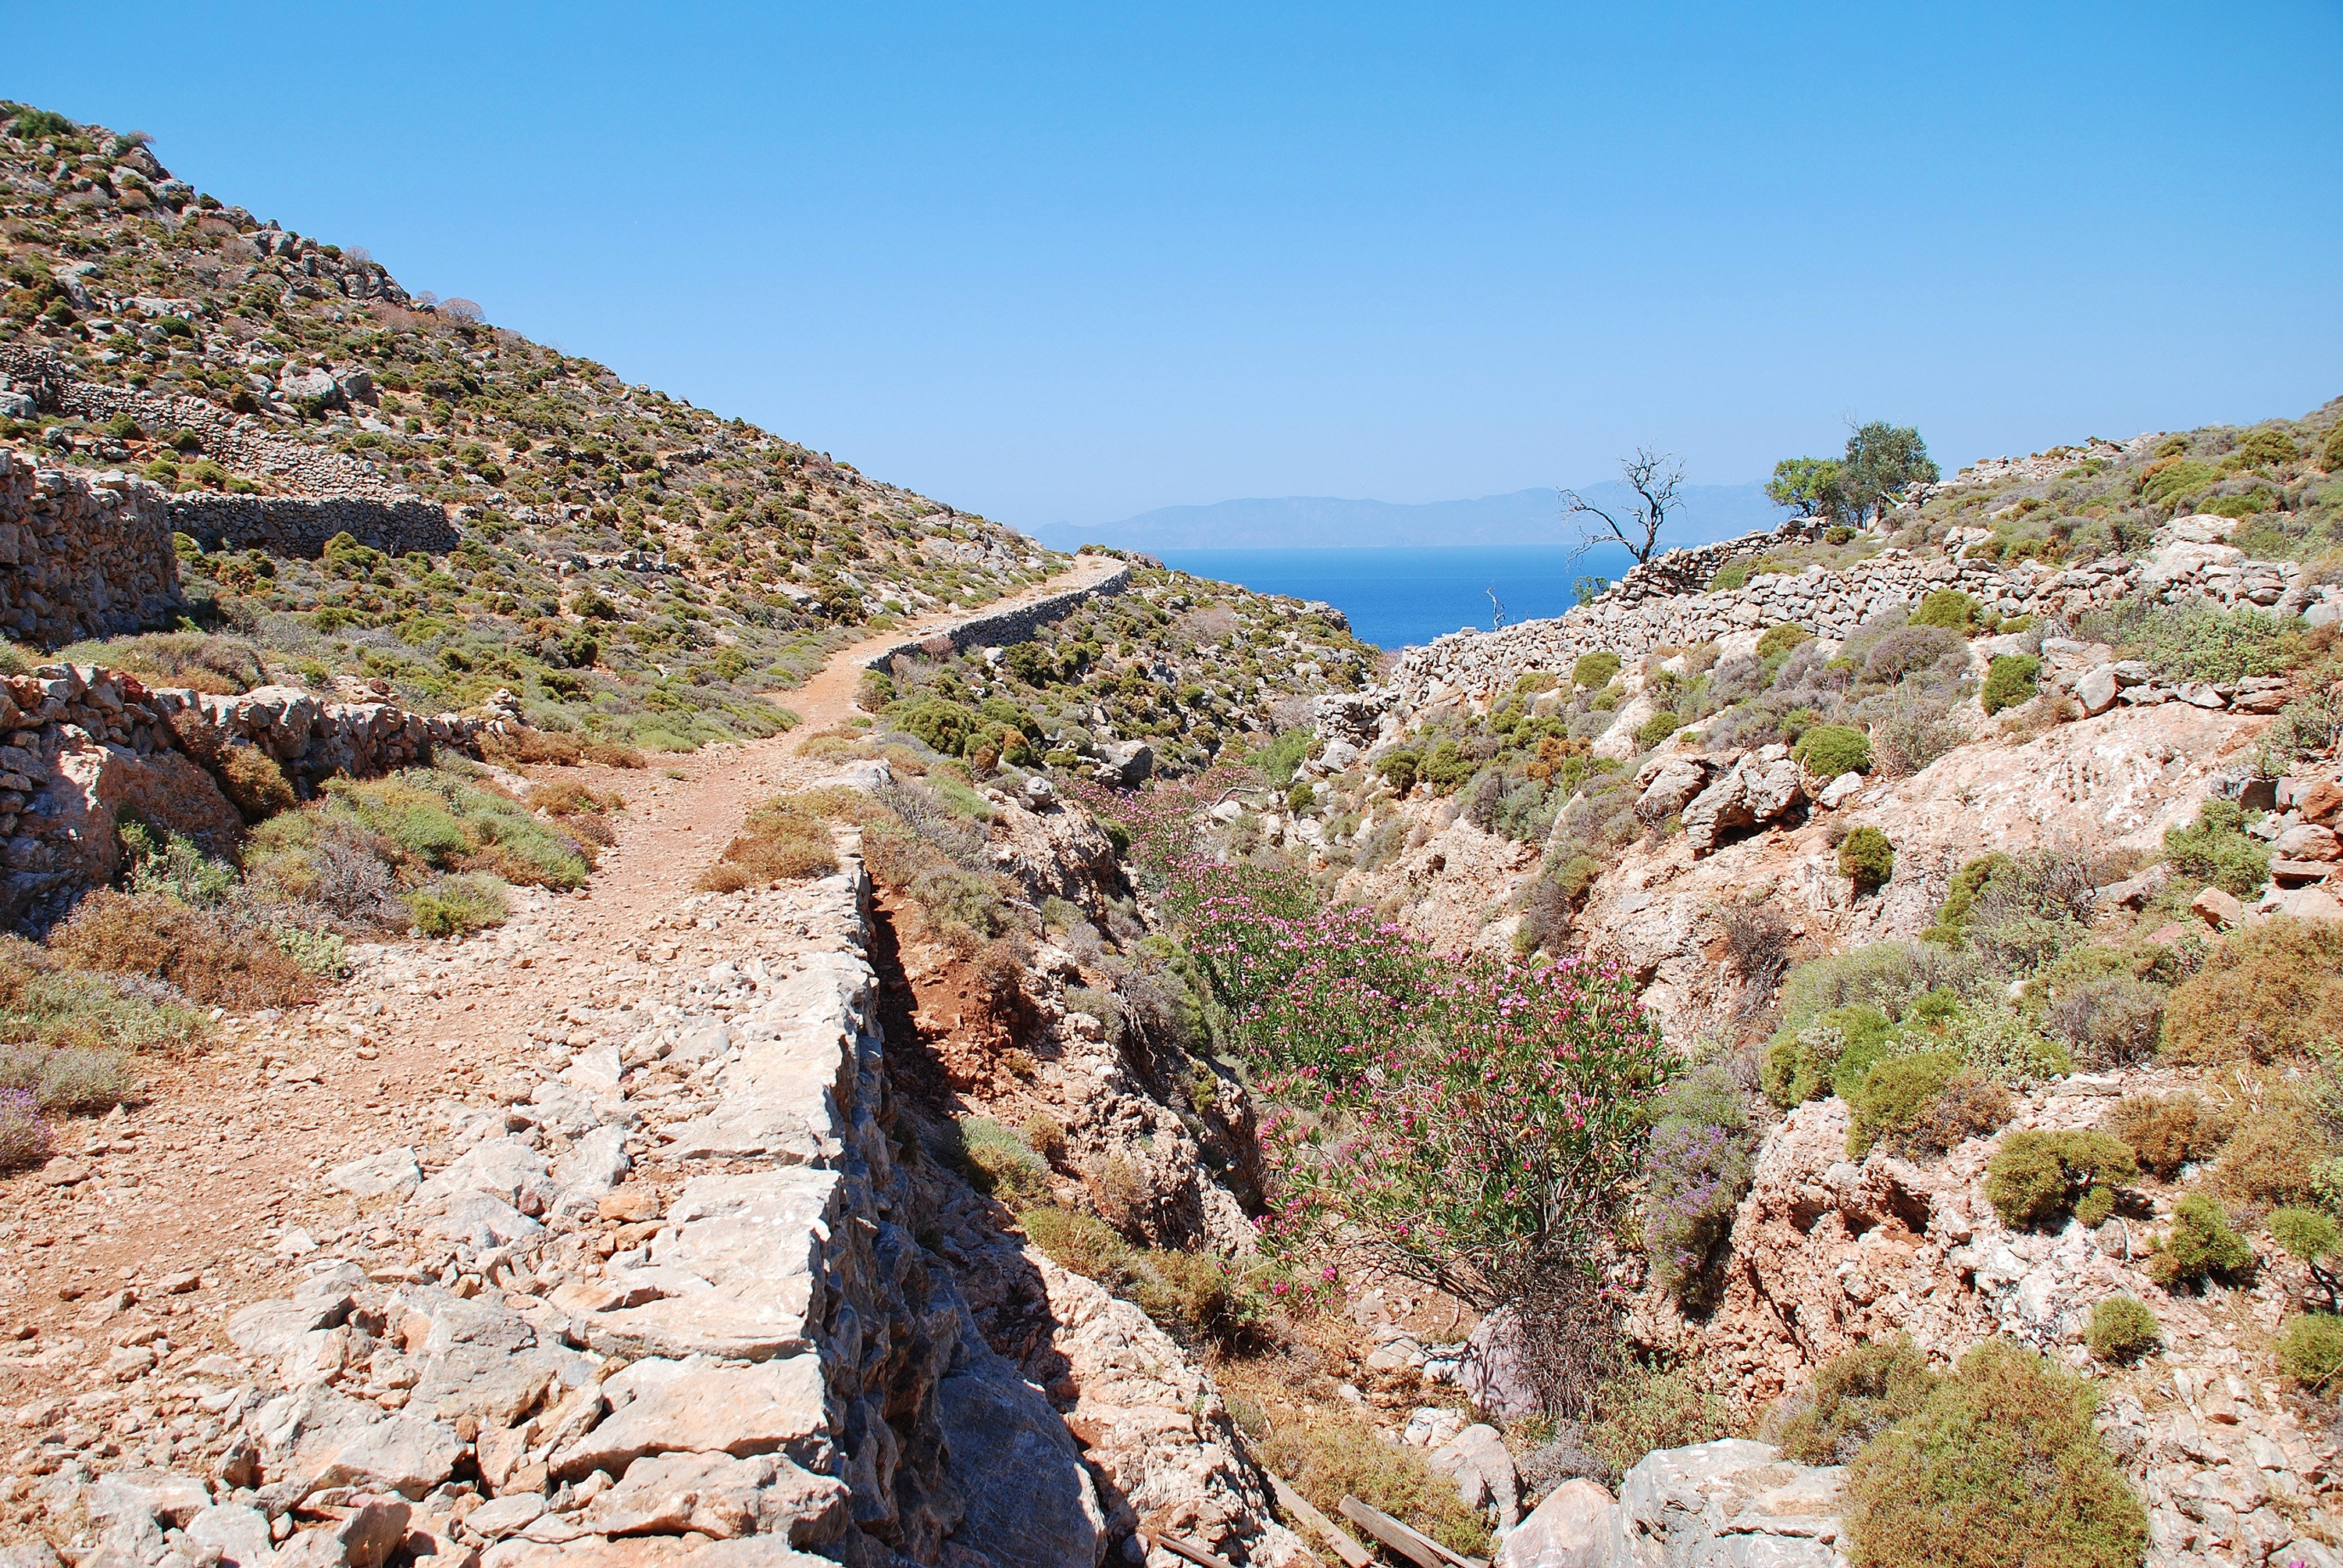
[0,450,182,645]
[34,850,1298,1568]
[0,662,477,932]
[166,494,457,561]
[1388,517,2338,707]
[0,346,414,503]
[861,564,1130,672]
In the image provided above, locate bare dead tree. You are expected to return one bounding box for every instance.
[1560,447,1685,565]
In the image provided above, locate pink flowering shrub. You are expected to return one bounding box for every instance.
[1078,772,1677,1309]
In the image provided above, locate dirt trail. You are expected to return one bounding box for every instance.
[0,558,1125,1431]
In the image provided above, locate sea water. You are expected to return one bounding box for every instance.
[1154,543,1639,652]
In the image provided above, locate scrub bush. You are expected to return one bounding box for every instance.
[1791,723,1870,777]
[2163,916,2343,1064]
[2101,1093,2228,1180]
[1843,1340,2146,1568]
[1774,1336,1936,1465]
[2145,1192,2254,1288]
[2085,1296,2160,1363]
[1838,826,1895,890]
[1985,1130,2136,1230]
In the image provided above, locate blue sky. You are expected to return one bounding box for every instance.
[9,3,2340,533]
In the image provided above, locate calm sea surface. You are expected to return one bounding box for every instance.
[1155,544,1638,651]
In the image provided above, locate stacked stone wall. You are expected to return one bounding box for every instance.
[1390,519,2338,705]
[167,493,458,558]
[0,448,183,645]
[862,561,1131,671]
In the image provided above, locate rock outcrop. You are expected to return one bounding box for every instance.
[0,663,479,931]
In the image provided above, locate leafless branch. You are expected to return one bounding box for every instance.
[1560,447,1685,565]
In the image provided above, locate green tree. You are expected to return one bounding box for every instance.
[1767,457,1845,519]
[1840,422,1939,525]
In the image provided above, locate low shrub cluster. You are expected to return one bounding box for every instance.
[2086,1296,2161,1363]
[1252,1407,1489,1559]
[1985,1130,2136,1230]
[1843,1340,2146,1568]
[1773,1335,1935,1466]
[699,793,843,890]
[2146,1192,2255,1288]
[2162,916,2343,1064]
[2101,1092,2228,1180]
[1019,1205,1262,1348]
[1637,1064,1759,1308]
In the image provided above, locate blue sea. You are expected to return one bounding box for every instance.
[1154,544,1639,651]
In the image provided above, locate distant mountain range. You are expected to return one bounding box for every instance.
[1035,480,1782,551]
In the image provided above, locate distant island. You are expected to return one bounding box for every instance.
[1034,479,1781,551]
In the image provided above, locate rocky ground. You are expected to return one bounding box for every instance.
[0,583,1305,1568]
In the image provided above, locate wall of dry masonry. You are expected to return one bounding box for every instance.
[1390,520,2335,705]
[862,563,1132,672]
[0,449,183,646]
[0,662,478,932]
[0,345,410,503]
[167,494,457,560]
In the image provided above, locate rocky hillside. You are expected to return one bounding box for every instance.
[0,101,1073,750]
[11,89,2343,1568]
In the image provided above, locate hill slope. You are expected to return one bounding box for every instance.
[0,101,1070,749]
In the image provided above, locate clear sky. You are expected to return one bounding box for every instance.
[10,3,2340,533]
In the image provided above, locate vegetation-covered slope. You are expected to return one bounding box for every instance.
[0,100,1066,747]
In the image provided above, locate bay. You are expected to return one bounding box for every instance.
[1155,543,1639,652]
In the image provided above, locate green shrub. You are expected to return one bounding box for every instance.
[2323,424,2343,472]
[1256,1408,1489,1559]
[405,873,511,938]
[2145,1192,2254,1288]
[1375,750,1419,794]
[2209,1107,2329,1211]
[1844,1340,2146,1568]
[2234,425,2301,469]
[1846,1051,1960,1155]
[2142,458,2220,507]
[1979,654,2041,715]
[2270,1206,2343,1311]
[218,744,298,821]
[1757,623,1812,662]
[1586,1363,1733,1481]
[2101,1093,2228,1181]
[1252,729,1312,786]
[955,1115,1052,1206]
[0,1043,143,1114]
[1635,710,1682,750]
[1911,589,1981,633]
[1709,559,1753,591]
[1838,826,1895,890]
[2085,1296,2161,1363]
[1571,650,1621,690]
[1775,1335,1937,1465]
[2160,800,2272,899]
[1985,1131,2137,1230]
[2125,604,2302,684]
[1792,723,1871,777]
[2277,1313,2343,1393]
